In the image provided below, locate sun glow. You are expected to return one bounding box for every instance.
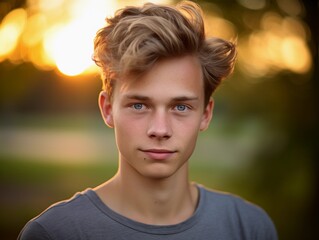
[0,0,118,76]
[0,0,173,77]
[42,0,121,76]
[0,0,312,78]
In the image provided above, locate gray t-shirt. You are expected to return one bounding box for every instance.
[18,185,277,239]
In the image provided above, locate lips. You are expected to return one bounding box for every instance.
[140,149,176,160]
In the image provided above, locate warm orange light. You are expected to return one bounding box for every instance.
[32,0,172,77]
[238,12,312,78]
[0,0,119,76]
[0,1,312,79]
[281,36,311,73]
[43,23,93,76]
[42,0,118,76]
[205,15,237,40]
[0,8,27,61]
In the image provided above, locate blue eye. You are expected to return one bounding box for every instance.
[176,105,187,111]
[132,103,144,110]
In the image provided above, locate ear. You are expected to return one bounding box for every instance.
[199,98,214,131]
[98,91,114,128]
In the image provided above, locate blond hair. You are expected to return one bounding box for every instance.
[93,1,236,105]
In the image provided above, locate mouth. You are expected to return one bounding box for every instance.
[140,149,177,160]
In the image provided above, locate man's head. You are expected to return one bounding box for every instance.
[93,1,236,106]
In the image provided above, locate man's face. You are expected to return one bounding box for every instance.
[99,55,213,180]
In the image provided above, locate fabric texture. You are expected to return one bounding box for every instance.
[18,185,277,240]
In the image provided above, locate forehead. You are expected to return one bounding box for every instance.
[114,55,204,100]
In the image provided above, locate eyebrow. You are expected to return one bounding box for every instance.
[124,94,150,101]
[124,94,199,102]
[172,96,199,102]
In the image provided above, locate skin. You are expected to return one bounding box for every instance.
[95,55,214,225]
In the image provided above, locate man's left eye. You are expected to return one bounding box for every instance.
[175,105,188,111]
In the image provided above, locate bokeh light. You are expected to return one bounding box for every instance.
[0,8,27,61]
[0,0,312,78]
[237,11,311,78]
[0,0,173,76]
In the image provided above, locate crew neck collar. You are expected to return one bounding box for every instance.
[84,184,206,235]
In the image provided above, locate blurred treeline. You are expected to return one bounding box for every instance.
[0,0,318,239]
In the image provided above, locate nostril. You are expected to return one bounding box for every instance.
[147,126,172,139]
[146,113,172,139]
[148,132,171,140]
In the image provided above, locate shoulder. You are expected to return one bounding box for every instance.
[35,189,93,222]
[200,186,271,219]
[18,221,51,240]
[18,189,96,240]
[199,185,278,239]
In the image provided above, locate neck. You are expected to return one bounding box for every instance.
[95,160,198,225]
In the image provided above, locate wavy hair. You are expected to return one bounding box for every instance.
[93,1,236,105]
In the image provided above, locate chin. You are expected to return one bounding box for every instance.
[138,164,182,180]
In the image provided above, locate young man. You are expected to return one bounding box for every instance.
[19,1,277,239]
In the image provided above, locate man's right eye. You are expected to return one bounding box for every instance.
[132,103,144,110]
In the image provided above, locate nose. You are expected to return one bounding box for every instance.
[147,110,172,140]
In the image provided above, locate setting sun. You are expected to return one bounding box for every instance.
[41,0,119,76]
[0,0,118,76]
[0,0,173,77]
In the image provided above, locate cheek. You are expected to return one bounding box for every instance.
[175,120,201,145]
[114,122,135,155]
[113,115,144,142]
[175,116,202,134]
[185,129,200,148]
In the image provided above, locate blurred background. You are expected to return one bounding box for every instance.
[0,0,318,239]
